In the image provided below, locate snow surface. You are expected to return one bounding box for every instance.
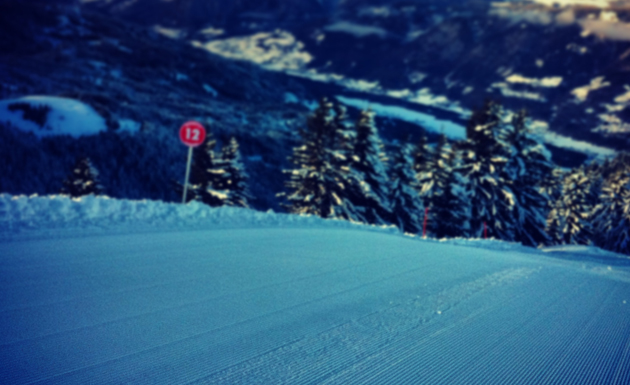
[324,21,389,39]
[529,0,615,6]
[117,118,141,133]
[0,96,106,138]
[1,194,629,384]
[505,74,563,88]
[335,96,467,140]
[191,31,313,71]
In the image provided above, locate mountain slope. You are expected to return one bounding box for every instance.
[79,0,630,156]
[0,1,314,209]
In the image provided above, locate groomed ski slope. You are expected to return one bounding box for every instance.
[1,195,629,384]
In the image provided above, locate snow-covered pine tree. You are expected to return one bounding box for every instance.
[546,166,593,245]
[541,168,565,207]
[281,98,361,220]
[412,135,435,207]
[346,109,392,225]
[583,161,605,217]
[542,168,567,245]
[426,134,471,239]
[591,154,630,254]
[60,156,104,197]
[459,99,516,241]
[180,131,227,207]
[388,142,424,234]
[325,102,366,222]
[214,137,253,208]
[504,109,554,246]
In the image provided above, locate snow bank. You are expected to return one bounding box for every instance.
[0,194,398,240]
[1,194,626,265]
[0,96,106,138]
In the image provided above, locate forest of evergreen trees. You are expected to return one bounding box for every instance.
[45,97,630,256]
[278,98,630,255]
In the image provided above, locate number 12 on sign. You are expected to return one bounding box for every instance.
[179,121,207,204]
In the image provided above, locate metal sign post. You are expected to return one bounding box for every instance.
[182,147,194,204]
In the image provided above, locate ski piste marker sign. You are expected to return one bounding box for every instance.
[180,121,207,204]
[179,121,206,147]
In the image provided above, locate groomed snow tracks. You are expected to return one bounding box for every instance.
[0,228,629,384]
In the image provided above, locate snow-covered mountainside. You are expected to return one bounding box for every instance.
[80,0,630,156]
[0,1,320,210]
[0,194,629,384]
[1,1,628,210]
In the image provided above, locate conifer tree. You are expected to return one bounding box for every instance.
[546,166,593,245]
[541,168,566,245]
[388,142,424,234]
[504,110,554,246]
[541,168,565,208]
[327,103,365,222]
[591,155,630,254]
[215,137,252,208]
[60,157,104,198]
[459,100,516,240]
[412,135,435,207]
[426,135,471,238]
[282,98,361,220]
[346,109,392,225]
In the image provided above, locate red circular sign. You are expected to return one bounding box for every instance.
[179,121,206,147]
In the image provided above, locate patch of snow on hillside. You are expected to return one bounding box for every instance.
[324,21,388,39]
[614,86,630,103]
[283,92,299,104]
[203,84,218,97]
[540,130,616,157]
[344,78,381,92]
[408,72,427,84]
[358,6,395,18]
[590,86,630,135]
[403,89,469,118]
[198,26,224,38]
[336,96,466,140]
[579,18,630,41]
[501,115,616,157]
[493,2,625,41]
[506,74,563,87]
[153,25,185,40]
[529,0,614,7]
[118,119,141,133]
[490,6,554,25]
[596,113,630,135]
[0,96,106,138]
[490,82,547,102]
[192,31,313,71]
[572,77,610,102]
[175,73,189,82]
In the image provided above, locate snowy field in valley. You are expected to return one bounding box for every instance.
[0,96,106,138]
[1,195,629,384]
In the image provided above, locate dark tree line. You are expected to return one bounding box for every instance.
[281,98,630,255]
[60,129,252,209]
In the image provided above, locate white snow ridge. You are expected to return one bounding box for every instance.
[0,194,629,384]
